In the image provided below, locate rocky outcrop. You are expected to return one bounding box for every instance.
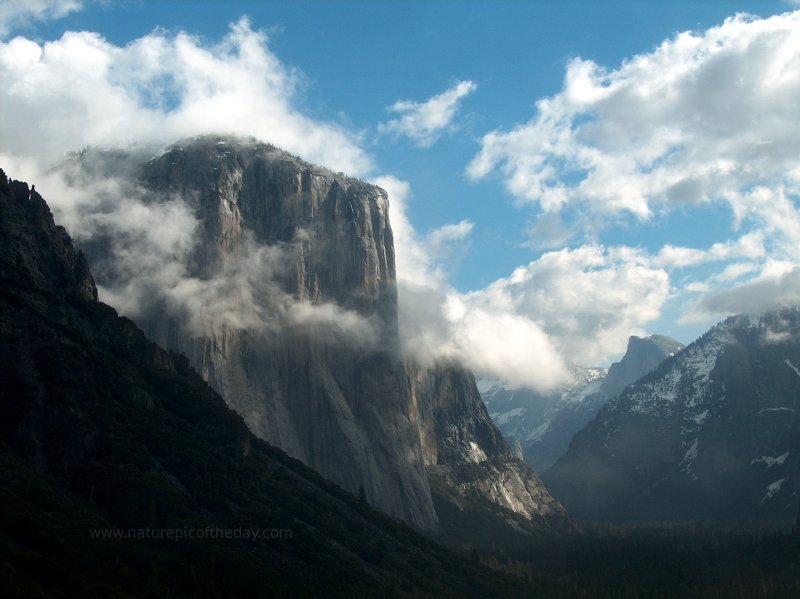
[602,335,684,398]
[406,359,566,541]
[408,359,509,466]
[482,335,683,472]
[0,175,97,304]
[544,311,800,525]
[72,136,437,530]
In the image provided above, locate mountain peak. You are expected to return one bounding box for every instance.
[544,308,800,524]
[602,334,684,398]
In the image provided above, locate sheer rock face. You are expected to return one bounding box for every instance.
[601,335,685,399]
[69,135,564,533]
[406,359,566,526]
[407,359,508,466]
[78,136,438,530]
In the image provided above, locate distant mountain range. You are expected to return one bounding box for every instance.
[481,335,683,472]
[543,309,800,524]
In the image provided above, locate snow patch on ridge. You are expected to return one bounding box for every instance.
[491,407,526,426]
[752,452,789,468]
[757,407,795,414]
[761,478,786,504]
[784,358,800,378]
[628,328,731,415]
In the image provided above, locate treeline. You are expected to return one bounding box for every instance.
[475,523,800,598]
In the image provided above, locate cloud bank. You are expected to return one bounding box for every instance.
[468,11,800,329]
[0,17,371,176]
[0,12,681,390]
[377,175,672,391]
[467,12,800,217]
[379,80,477,147]
[48,154,381,349]
[0,18,382,350]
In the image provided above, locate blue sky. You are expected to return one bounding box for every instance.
[2,0,800,389]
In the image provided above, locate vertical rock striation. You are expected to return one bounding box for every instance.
[67,134,567,535]
[406,359,566,540]
[78,136,438,529]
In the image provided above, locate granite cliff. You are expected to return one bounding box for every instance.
[62,135,565,536]
[0,169,524,596]
[70,136,436,528]
[407,359,566,544]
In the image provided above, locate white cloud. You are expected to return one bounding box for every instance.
[0,0,82,37]
[376,175,565,391]
[29,157,382,349]
[728,186,800,261]
[0,19,383,353]
[467,11,800,329]
[466,245,670,368]
[379,80,477,147]
[652,233,765,269]
[467,12,800,219]
[693,263,800,317]
[0,17,371,176]
[378,171,671,390]
[5,10,798,393]
[711,262,759,283]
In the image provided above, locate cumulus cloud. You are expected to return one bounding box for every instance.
[395,243,672,391]
[467,12,800,216]
[0,12,704,388]
[379,80,477,147]
[0,17,371,176]
[467,11,800,330]
[378,174,569,390]
[7,9,797,392]
[0,0,82,37]
[377,171,671,390]
[466,245,670,367]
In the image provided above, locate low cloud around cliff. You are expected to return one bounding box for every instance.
[25,150,382,349]
[0,17,371,177]
[0,17,382,349]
